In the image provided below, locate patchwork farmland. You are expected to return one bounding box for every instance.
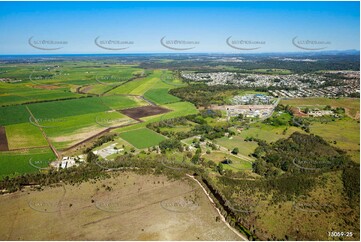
[0,63,197,178]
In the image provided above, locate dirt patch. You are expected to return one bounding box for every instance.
[33,85,59,90]
[52,125,106,147]
[290,107,308,117]
[120,105,171,120]
[78,85,93,94]
[0,126,9,151]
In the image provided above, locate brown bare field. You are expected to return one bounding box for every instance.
[0,173,240,241]
[33,85,59,90]
[0,126,9,151]
[52,125,106,147]
[121,105,171,120]
[290,107,308,117]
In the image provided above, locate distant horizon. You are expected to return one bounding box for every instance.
[0,49,359,56]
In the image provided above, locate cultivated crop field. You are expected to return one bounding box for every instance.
[0,148,55,179]
[0,61,197,178]
[119,128,167,149]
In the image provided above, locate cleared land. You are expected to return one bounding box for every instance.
[121,105,171,120]
[239,123,305,143]
[281,98,360,119]
[202,151,252,171]
[0,126,9,151]
[0,173,240,240]
[216,136,258,157]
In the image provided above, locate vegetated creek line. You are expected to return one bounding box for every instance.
[186,174,248,241]
[25,106,61,160]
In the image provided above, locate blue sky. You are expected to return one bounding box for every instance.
[0,1,359,54]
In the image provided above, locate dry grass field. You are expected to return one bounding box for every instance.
[0,173,241,241]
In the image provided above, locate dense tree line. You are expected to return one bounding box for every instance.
[169,84,244,107]
[147,112,231,141]
[252,132,352,177]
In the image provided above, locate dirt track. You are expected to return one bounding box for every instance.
[0,126,9,151]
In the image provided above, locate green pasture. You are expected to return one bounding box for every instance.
[119,128,167,149]
[6,123,48,149]
[0,148,56,179]
[144,88,180,104]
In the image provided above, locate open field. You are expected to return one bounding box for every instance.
[0,84,83,106]
[28,97,109,119]
[0,105,30,126]
[119,128,167,149]
[310,118,360,162]
[115,102,198,133]
[281,98,360,119]
[100,95,147,110]
[108,71,162,95]
[0,148,56,179]
[239,123,306,143]
[215,136,258,157]
[202,151,252,171]
[0,173,240,240]
[5,123,48,150]
[144,88,180,104]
